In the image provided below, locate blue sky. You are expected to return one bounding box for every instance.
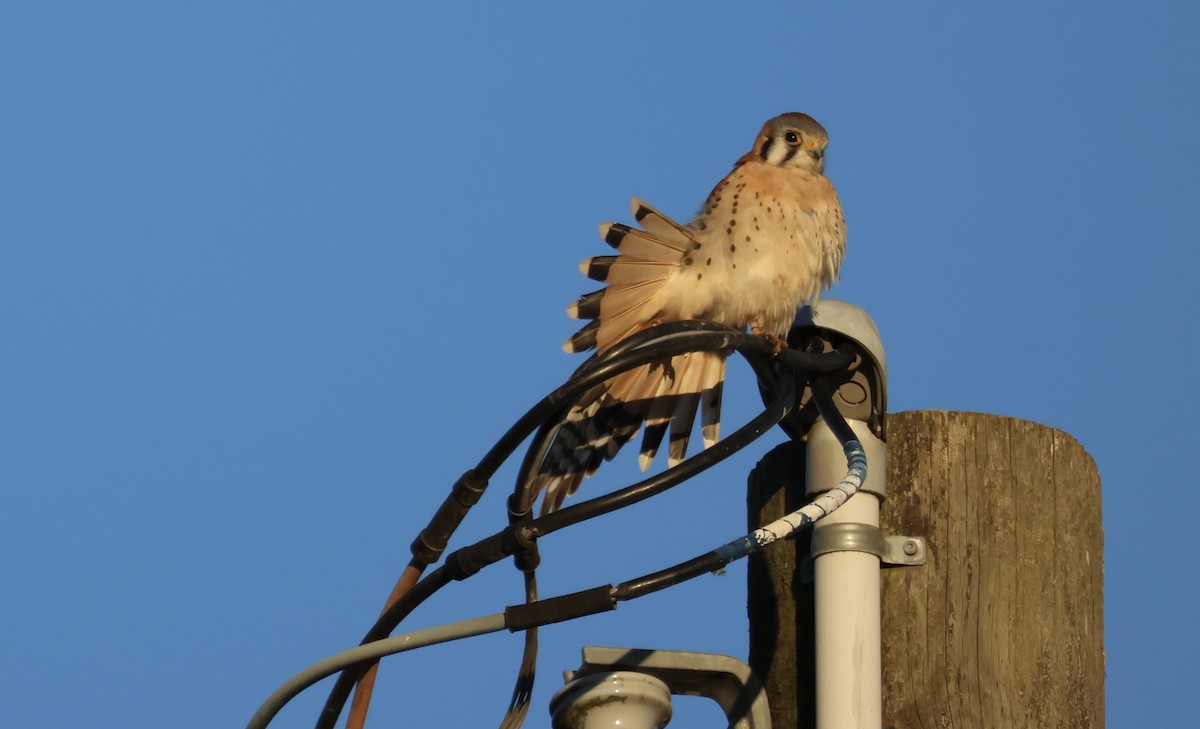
[3,2,1197,726]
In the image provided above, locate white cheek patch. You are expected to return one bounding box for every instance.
[765,140,791,165]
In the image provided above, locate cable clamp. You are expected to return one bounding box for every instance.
[801,523,926,582]
[810,521,884,558]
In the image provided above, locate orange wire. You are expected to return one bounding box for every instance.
[344,564,424,729]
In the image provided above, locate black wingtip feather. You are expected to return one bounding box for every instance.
[585,256,617,282]
[640,422,668,462]
[668,427,691,464]
[568,319,600,352]
[573,290,603,320]
[604,223,630,250]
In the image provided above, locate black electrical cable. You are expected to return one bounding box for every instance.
[572,320,753,376]
[530,369,797,537]
[410,324,772,573]
[311,325,854,729]
[597,355,863,610]
[497,351,805,729]
[314,326,764,729]
[516,388,866,625]
[499,337,792,729]
[314,365,805,729]
[611,552,728,602]
[506,441,869,630]
[313,326,782,729]
[478,326,765,479]
[809,366,858,446]
[511,328,776,513]
[511,328,781,518]
[498,334,844,729]
[328,369,796,719]
[775,345,855,374]
[418,322,832,575]
[312,567,451,729]
[498,571,538,729]
[414,380,798,591]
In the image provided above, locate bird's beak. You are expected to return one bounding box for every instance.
[809,147,826,171]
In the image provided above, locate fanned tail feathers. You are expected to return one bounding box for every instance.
[535,199,729,514]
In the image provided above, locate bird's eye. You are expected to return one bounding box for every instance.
[784,131,800,145]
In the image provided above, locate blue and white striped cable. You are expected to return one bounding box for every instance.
[715,439,867,563]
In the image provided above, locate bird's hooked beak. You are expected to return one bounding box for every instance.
[809,144,826,171]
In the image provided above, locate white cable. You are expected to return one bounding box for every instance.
[715,439,866,562]
[246,612,507,729]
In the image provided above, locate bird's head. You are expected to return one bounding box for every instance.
[751,112,830,173]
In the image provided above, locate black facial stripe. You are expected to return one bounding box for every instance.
[759,137,774,161]
[780,144,800,164]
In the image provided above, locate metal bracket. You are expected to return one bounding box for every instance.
[881,534,927,567]
[800,523,926,582]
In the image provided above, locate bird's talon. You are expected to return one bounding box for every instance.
[750,326,788,355]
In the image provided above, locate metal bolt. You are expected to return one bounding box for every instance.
[903,540,918,556]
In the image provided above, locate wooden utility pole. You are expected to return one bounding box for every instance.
[747,410,1104,728]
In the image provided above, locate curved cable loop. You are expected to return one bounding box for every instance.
[249,612,508,729]
[607,370,868,605]
[315,359,800,729]
[311,568,451,729]
[257,426,865,729]
[307,323,853,729]
[510,322,779,517]
[530,369,796,537]
[496,326,793,729]
[478,324,771,480]
[491,373,870,628]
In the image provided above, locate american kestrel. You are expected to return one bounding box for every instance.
[535,112,846,513]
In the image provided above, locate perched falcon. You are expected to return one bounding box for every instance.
[535,113,846,513]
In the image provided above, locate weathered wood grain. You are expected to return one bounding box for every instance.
[748,410,1104,728]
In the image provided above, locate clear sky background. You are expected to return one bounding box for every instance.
[3,2,1197,727]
